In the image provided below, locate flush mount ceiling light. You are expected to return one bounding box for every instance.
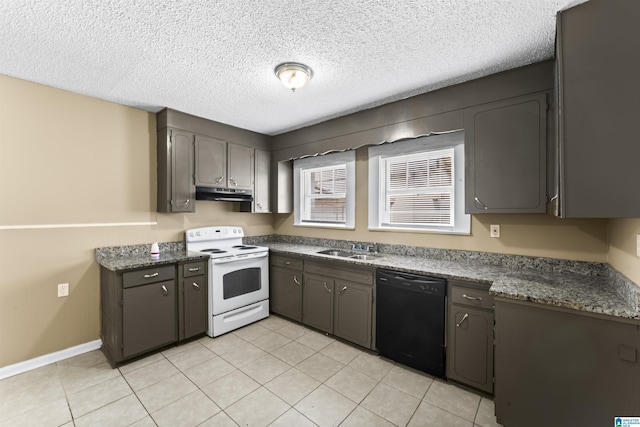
[274,62,313,92]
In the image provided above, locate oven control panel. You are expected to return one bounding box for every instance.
[186,226,244,241]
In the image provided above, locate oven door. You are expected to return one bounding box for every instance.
[210,252,269,315]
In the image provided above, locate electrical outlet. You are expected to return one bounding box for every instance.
[637,234,640,257]
[57,283,69,298]
[490,224,501,238]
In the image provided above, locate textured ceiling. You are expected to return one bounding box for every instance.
[0,0,587,136]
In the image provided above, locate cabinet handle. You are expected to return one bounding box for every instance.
[257,203,262,210]
[284,261,291,265]
[192,282,200,290]
[215,176,224,184]
[456,313,469,327]
[474,197,488,210]
[144,273,159,279]
[188,267,200,272]
[161,285,169,296]
[184,199,190,206]
[338,286,347,295]
[230,177,237,186]
[323,282,332,293]
[463,294,483,301]
[293,276,301,285]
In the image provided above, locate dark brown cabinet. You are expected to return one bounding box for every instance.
[464,93,547,214]
[303,274,334,333]
[556,0,640,217]
[179,261,208,340]
[334,280,372,349]
[100,261,208,367]
[303,261,374,350]
[494,299,640,427]
[157,128,196,213]
[195,135,226,187]
[269,255,303,322]
[446,281,494,394]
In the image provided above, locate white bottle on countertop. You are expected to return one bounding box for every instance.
[150,242,160,260]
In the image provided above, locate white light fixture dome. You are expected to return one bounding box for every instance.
[274,62,313,92]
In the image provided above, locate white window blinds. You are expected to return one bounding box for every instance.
[302,165,347,223]
[380,148,454,227]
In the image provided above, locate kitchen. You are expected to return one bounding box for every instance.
[1,0,640,426]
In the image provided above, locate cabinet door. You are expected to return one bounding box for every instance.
[446,305,493,394]
[122,281,177,357]
[157,129,195,213]
[195,135,226,187]
[495,300,640,427]
[557,0,640,217]
[465,93,547,214]
[334,281,372,349]
[303,274,334,333]
[183,275,207,340]
[254,149,270,213]
[270,267,302,322]
[227,143,253,190]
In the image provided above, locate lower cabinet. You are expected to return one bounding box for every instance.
[179,261,208,340]
[494,298,640,427]
[268,254,375,350]
[446,280,494,394]
[303,274,334,333]
[302,261,375,350]
[334,280,372,349]
[269,255,303,322]
[122,278,177,358]
[100,261,208,367]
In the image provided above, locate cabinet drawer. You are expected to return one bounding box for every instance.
[183,261,206,277]
[123,265,175,288]
[450,284,493,310]
[305,262,373,286]
[271,255,303,270]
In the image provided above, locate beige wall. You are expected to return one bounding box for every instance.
[0,75,273,368]
[273,148,610,262]
[608,218,640,284]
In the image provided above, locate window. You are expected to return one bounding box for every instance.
[368,132,470,234]
[294,150,355,229]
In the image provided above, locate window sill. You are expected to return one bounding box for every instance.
[368,226,471,236]
[294,223,355,231]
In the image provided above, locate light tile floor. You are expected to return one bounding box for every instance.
[0,315,503,426]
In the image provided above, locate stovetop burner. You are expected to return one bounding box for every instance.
[233,245,258,250]
[201,248,227,254]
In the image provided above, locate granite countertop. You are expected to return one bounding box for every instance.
[96,242,209,272]
[266,242,640,321]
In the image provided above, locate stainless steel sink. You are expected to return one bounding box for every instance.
[317,249,383,260]
[317,249,353,257]
[348,254,383,260]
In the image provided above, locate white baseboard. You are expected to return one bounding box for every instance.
[0,339,102,380]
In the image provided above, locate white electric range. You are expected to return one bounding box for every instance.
[185,226,269,337]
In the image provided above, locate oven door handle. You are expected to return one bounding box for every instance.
[210,252,268,264]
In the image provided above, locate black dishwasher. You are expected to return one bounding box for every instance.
[376,269,446,378]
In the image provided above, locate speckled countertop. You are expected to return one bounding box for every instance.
[96,242,209,272]
[266,242,640,322]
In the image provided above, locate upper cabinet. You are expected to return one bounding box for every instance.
[157,128,195,213]
[195,135,226,187]
[227,143,253,190]
[556,0,640,217]
[253,149,271,213]
[465,93,548,214]
[195,137,253,191]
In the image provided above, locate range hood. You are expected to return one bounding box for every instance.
[195,186,253,202]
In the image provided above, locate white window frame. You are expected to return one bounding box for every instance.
[293,150,356,229]
[368,131,470,234]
